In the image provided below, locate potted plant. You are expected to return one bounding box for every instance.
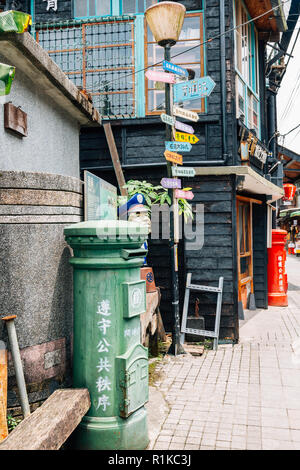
[119,179,194,293]
[122,179,194,222]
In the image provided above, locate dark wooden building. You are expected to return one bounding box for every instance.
[10,0,299,342]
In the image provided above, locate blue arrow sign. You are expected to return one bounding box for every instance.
[163,60,189,77]
[165,141,192,153]
[174,76,216,103]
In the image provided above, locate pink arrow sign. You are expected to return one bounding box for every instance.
[175,189,194,200]
[145,70,176,84]
[161,178,182,189]
[175,120,195,134]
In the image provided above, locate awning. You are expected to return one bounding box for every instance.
[194,166,284,202]
[291,211,300,217]
[279,207,300,218]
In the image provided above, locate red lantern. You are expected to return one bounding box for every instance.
[283,184,296,201]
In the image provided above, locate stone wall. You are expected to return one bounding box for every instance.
[0,171,83,408]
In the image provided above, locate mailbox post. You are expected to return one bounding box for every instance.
[64,220,149,450]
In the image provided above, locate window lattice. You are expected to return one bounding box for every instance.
[36,19,135,118]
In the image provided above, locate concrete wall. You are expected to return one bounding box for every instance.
[0,171,83,409]
[0,53,80,178]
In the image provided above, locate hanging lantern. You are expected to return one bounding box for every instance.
[283,184,296,201]
[0,10,32,33]
[0,63,15,96]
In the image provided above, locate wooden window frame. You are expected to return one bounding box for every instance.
[234,0,260,137]
[144,12,205,116]
[36,19,136,118]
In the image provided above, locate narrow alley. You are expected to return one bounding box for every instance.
[148,256,300,451]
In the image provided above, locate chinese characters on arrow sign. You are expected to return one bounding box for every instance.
[174,76,216,103]
[164,150,183,165]
[174,131,199,144]
[43,0,58,11]
[165,141,192,153]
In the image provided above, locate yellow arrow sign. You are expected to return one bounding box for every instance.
[174,131,199,144]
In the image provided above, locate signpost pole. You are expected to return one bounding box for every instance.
[164,45,184,356]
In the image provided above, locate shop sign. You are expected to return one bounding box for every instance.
[238,123,268,169]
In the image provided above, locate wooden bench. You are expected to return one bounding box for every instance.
[0,388,90,450]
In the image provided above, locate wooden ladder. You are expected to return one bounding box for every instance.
[180,273,224,351]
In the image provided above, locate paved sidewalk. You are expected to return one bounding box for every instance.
[148,256,300,450]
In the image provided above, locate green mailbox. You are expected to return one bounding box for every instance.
[64,220,149,450]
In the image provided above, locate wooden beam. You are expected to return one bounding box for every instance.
[103,122,128,196]
[0,389,90,450]
[236,195,263,205]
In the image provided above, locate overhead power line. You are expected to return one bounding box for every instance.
[83,0,291,93]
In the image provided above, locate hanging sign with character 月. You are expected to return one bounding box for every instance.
[43,0,58,11]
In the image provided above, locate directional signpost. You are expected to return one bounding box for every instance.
[173,106,199,122]
[174,131,199,144]
[165,141,192,153]
[175,120,194,134]
[145,69,176,84]
[148,51,216,357]
[172,166,196,178]
[163,60,189,77]
[161,177,182,189]
[174,76,216,103]
[161,113,176,126]
[164,150,183,165]
[175,189,194,200]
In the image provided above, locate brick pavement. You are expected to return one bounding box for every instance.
[148,256,300,450]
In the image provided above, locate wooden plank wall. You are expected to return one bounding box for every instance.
[184,175,238,342]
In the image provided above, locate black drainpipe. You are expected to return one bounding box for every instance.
[220,0,228,164]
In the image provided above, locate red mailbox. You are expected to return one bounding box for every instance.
[267,229,288,306]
